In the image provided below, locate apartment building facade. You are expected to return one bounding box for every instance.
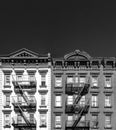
[0,48,116,130]
[51,50,116,130]
[0,48,51,130]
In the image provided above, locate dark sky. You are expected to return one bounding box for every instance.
[0,1,116,58]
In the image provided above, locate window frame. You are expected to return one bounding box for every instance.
[55,115,62,128]
[40,113,47,127]
[91,76,98,87]
[105,76,112,88]
[67,95,73,105]
[105,115,112,128]
[55,95,62,107]
[4,114,10,127]
[91,114,99,128]
[55,76,62,88]
[105,95,111,107]
[41,74,46,87]
[4,75,10,86]
[41,94,46,106]
[91,95,98,107]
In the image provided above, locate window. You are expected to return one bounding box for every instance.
[41,74,46,86]
[91,95,98,107]
[79,77,86,86]
[17,114,22,123]
[105,77,111,87]
[92,115,98,128]
[16,75,23,85]
[4,75,10,86]
[80,116,86,126]
[80,96,85,106]
[80,115,85,122]
[92,77,98,87]
[55,95,62,107]
[17,75,23,81]
[75,76,79,83]
[18,96,22,104]
[105,95,111,107]
[30,113,34,123]
[4,114,10,126]
[67,96,73,105]
[29,75,35,81]
[40,113,46,127]
[105,115,111,128]
[55,115,61,128]
[55,76,62,87]
[5,95,10,106]
[67,76,73,84]
[41,94,46,106]
[67,115,73,126]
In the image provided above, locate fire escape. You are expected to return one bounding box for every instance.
[65,77,90,130]
[12,75,37,130]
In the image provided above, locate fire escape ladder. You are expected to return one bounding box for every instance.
[73,82,90,106]
[17,103,31,126]
[17,83,30,106]
[72,99,90,128]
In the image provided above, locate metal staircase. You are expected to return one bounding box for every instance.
[72,99,90,127]
[72,78,90,128]
[66,77,90,129]
[12,75,36,130]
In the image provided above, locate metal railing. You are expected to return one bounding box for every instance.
[66,120,90,127]
[12,75,36,85]
[12,117,36,125]
[12,96,36,105]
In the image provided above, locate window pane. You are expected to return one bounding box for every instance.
[105,96,111,107]
[41,74,46,86]
[55,96,62,107]
[67,96,73,105]
[4,114,10,126]
[6,95,10,106]
[80,96,85,106]
[92,77,98,87]
[105,77,111,87]
[55,115,61,128]
[91,95,98,107]
[79,77,86,83]
[105,115,111,128]
[67,77,73,83]
[75,77,79,83]
[4,75,10,85]
[41,94,46,106]
[40,114,46,126]
[92,115,98,128]
[55,77,62,87]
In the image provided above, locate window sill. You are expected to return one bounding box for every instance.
[91,86,99,89]
[4,85,11,88]
[54,126,62,129]
[54,106,62,108]
[55,87,62,89]
[39,105,47,108]
[104,106,112,108]
[4,106,11,108]
[104,87,112,89]
[104,126,112,129]
[4,125,11,128]
[91,106,99,108]
[40,125,47,128]
[40,85,47,88]
[91,126,99,129]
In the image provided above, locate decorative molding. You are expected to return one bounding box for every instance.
[64,50,91,61]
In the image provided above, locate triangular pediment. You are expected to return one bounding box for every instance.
[8,48,39,58]
[64,50,91,61]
